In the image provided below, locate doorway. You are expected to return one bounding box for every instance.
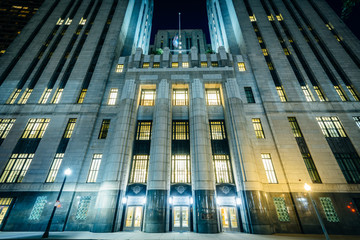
[124,206,143,231]
[173,206,189,232]
[0,198,13,230]
[219,206,239,232]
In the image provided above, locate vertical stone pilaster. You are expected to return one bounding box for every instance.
[190,79,219,233]
[92,79,137,232]
[144,79,171,232]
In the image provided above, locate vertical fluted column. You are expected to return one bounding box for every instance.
[190,79,219,233]
[92,79,137,232]
[144,79,171,232]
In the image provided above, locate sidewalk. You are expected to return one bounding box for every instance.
[0,231,359,240]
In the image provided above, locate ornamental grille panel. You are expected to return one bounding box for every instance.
[319,197,340,222]
[273,197,290,222]
[29,196,47,221]
[75,196,91,220]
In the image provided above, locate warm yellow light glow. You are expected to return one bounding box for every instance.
[304,183,311,191]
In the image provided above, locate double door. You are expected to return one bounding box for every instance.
[173,206,189,232]
[124,206,143,231]
[219,206,238,231]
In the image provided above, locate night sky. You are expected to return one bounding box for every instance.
[150,0,360,44]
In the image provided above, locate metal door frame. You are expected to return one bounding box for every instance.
[172,205,190,232]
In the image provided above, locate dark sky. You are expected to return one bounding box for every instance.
[150,0,360,44]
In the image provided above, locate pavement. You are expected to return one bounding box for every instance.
[0,232,359,240]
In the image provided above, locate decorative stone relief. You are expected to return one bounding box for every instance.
[175,185,187,194]
[121,79,135,100]
[132,185,143,195]
[157,79,169,99]
[225,78,242,100]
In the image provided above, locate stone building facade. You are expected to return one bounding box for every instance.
[0,0,359,235]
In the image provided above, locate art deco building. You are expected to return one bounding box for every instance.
[0,0,360,235]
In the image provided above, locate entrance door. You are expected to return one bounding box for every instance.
[124,206,143,231]
[220,206,238,231]
[173,206,189,231]
[0,198,13,230]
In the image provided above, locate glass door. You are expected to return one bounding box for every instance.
[220,206,238,232]
[0,198,12,229]
[124,206,143,231]
[173,206,189,231]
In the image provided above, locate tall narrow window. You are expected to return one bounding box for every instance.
[288,117,321,183]
[173,121,189,140]
[22,118,50,139]
[153,62,160,68]
[182,62,189,68]
[140,89,156,106]
[261,153,278,184]
[213,155,233,183]
[39,88,52,104]
[51,88,63,104]
[314,86,326,102]
[209,121,226,140]
[129,155,149,183]
[77,89,87,104]
[353,116,360,129]
[7,89,21,104]
[136,121,152,140]
[63,118,76,139]
[252,118,265,139]
[206,89,221,105]
[18,89,33,104]
[173,89,188,106]
[87,154,102,183]
[244,87,255,103]
[301,86,314,102]
[46,153,64,183]
[171,62,179,68]
[237,62,246,71]
[107,88,118,105]
[334,86,347,102]
[98,119,110,139]
[0,153,34,183]
[276,86,287,102]
[143,63,150,68]
[115,64,124,73]
[0,118,16,145]
[316,117,346,138]
[171,155,191,183]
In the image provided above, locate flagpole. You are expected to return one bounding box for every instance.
[179,12,181,51]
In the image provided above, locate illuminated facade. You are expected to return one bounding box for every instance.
[0,0,360,236]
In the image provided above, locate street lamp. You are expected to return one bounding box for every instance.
[304,183,330,240]
[42,168,71,239]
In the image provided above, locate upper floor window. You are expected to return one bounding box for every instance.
[153,62,160,68]
[209,121,226,140]
[182,62,189,68]
[206,89,221,105]
[173,89,188,106]
[172,121,189,140]
[115,64,124,73]
[143,63,149,68]
[171,155,191,183]
[316,117,346,138]
[201,62,208,68]
[136,121,152,140]
[98,119,111,139]
[353,116,360,129]
[252,118,265,139]
[213,155,233,183]
[63,118,77,139]
[140,89,156,106]
[87,154,102,183]
[22,118,50,139]
[244,87,255,103]
[172,62,179,68]
[0,118,16,145]
[107,88,118,105]
[261,153,278,184]
[46,153,64,183]
[0,153,34,183]
[129,155,149,183]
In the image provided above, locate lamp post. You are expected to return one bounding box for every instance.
[304,183,330,240]
[42,168,71,239]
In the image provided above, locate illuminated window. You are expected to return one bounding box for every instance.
[115,64,124,73]
[334,86,347,101]
[0,119,16,145]
[209,121,226,140]
[258,37,263,43]
[87,154,102,182]
[77,89,87,104]
[354,116,360,129]
[46,153,64,183]
[201,62,208,68]
[143,62,150,68]
[173,121,189,140]
[22,118,50,139]
[98,119,110,139]
[79,17,87,25]
[316,117,346,138]
[276,86,287,102]
[65,18,72,25]
[249,14,256,22]
[319,197,340,222]
[171,155,191,183]
[268,15,274,21]
[206,89,221,105]
[76,196,91,220]
[283,48,290,55]
[173,89,188,106]
[129,155,149,183]
[262,49,268,56]
[267,62,274,70]
[244,87,255,103]
[29,196,47,220]
[172,62,179,68]
[0,153,34,183]
[213,155,233,183]
[51,88,63,104]
[56,18,64,25]
[153,62,160,68]
[140,89,156,106]
[273,197,290,222]
[211,62,219,67]
[39,88,52,104]
[107,88,118,105]
[136,121,152,140]
[182,62,189,68]
[18,88,33,104]
[0,198,12,225]
[276,14,283,21]
[261,154,277,183]
[7,89,21,104]
[347,86,359,101]
[301,86,314,102]
[314,86,326,102]
[237,62,246,71]
[63,118,77,139]
[252,118,265,139]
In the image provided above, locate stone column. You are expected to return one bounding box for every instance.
[224,78,271,234]
[144,79,171,232]
[92,79,137,232]
[190,79,219,233]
